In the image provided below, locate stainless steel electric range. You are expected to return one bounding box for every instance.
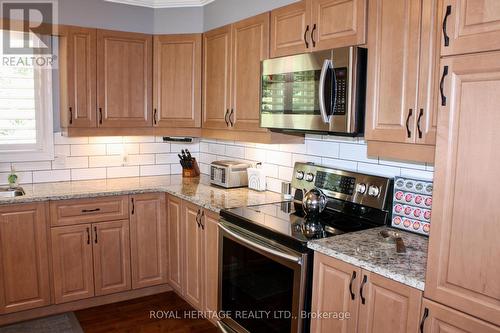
[216,162,394,333]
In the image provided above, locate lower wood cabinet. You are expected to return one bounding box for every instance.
[0,203,51,314]
[311,252,422,333]
[51,220,131,304]
[181,200,204,309]
[167,195,183,293]
[420,298,500,333]
[130,193,167,289]
[166,195,220,317]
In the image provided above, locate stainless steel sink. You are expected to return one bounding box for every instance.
[0,187,25,198]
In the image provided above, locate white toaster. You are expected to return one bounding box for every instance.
[210,161,251,188]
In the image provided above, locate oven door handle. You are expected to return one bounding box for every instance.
[219,223,303,265]
[319,59,335,124]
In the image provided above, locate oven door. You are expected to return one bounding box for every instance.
[218,220,308,333]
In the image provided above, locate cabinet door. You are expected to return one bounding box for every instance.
[310,0,367,51]
[420,299,500,333]
[93,220,131,296]
[270,1,309,58]
[181,201,203,310]
[231,13,269,132]
[167,195,183,293]
[130,193,167,289]
[153,34,201,128]
[310,253,361,333]
[97,29,152,128]
[202,209,219,320]
[0,203,50,314]
[51,224,94,304]
[365,0,422,143]
[64,26,97,128]
[357,271,422,333]
[416,0,440,146]
[425,52,500,326]
[202,25,232,130]
[441,0,500,56]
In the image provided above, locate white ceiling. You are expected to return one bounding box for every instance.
[104,0,215,8]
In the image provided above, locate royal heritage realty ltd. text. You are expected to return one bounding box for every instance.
[149,310,352,320]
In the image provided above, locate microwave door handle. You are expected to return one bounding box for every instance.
[319,59,334,123]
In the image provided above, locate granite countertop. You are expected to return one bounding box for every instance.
[0,175,285,213]
[308,226,428,290]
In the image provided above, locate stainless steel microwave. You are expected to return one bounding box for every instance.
[260,46,367,136]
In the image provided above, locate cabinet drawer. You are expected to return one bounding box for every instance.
[50,196,129,226]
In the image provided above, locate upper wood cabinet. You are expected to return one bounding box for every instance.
[420,298,500,333]
[202,25,232,130]
[203,13,269,132]
[425,52,500,326]
[270,0,367,58]
[231,13,270,132]
[129,193,167,289]
[0,203,50,314]
[440,0,500,56]
[311,253,361,333]
[365,0,439,163]
[153,34,202,128]
[60,26,97,128]
[97,29,153,128]
[311,252,423,333]
[166,195,183,294]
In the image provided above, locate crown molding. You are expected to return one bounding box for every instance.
[104,0,215,8]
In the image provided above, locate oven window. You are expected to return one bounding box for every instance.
[221,237,296,333]
[262,70,320,115]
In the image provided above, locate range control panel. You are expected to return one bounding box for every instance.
[291,162,393,211]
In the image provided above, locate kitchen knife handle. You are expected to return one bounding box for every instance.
[349,270,357,300]
[360,275,367,305]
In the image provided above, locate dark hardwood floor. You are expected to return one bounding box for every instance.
[75,292,218,333]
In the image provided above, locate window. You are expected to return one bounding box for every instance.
[0,30,54,162]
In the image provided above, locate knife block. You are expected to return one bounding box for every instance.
[182,158,200,178]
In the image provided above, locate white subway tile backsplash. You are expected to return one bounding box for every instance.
[71,168,106,181]
[140,164,171,177]
[52,156,89,170]
[71,144,106,157]
[266,151,292,167]
[357,162,400,178]
[266,177,283,193]
[208,143,226,155]
[54,145,70,156]
[321,158,357,172]
[89,136,123,144]
[400,168,434,181]
[123,136,155,143]
[292,154,322,165]
[0,171,32,185]
[279,143,307,154]
[245,147,266,162]
[225,145,245,159]
[139,143,171,154]
[0,163,11,172]
[127,154,155,166]
[12,161,51,171]
[106,166,140,179]
[262,163,279,178]
[107,143,140,156]
[156,153,179,164]
[171,164,182,175]
[89,155,124,168]
[171,142,200,153]
[278,166,294,181]
[306,140,340,158]
[339,143,377,163]
[33,170,71,183]
[379,159,427,170]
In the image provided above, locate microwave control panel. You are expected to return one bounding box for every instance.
[334,67,348,115]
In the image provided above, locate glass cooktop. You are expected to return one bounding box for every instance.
[220,201,383,251]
